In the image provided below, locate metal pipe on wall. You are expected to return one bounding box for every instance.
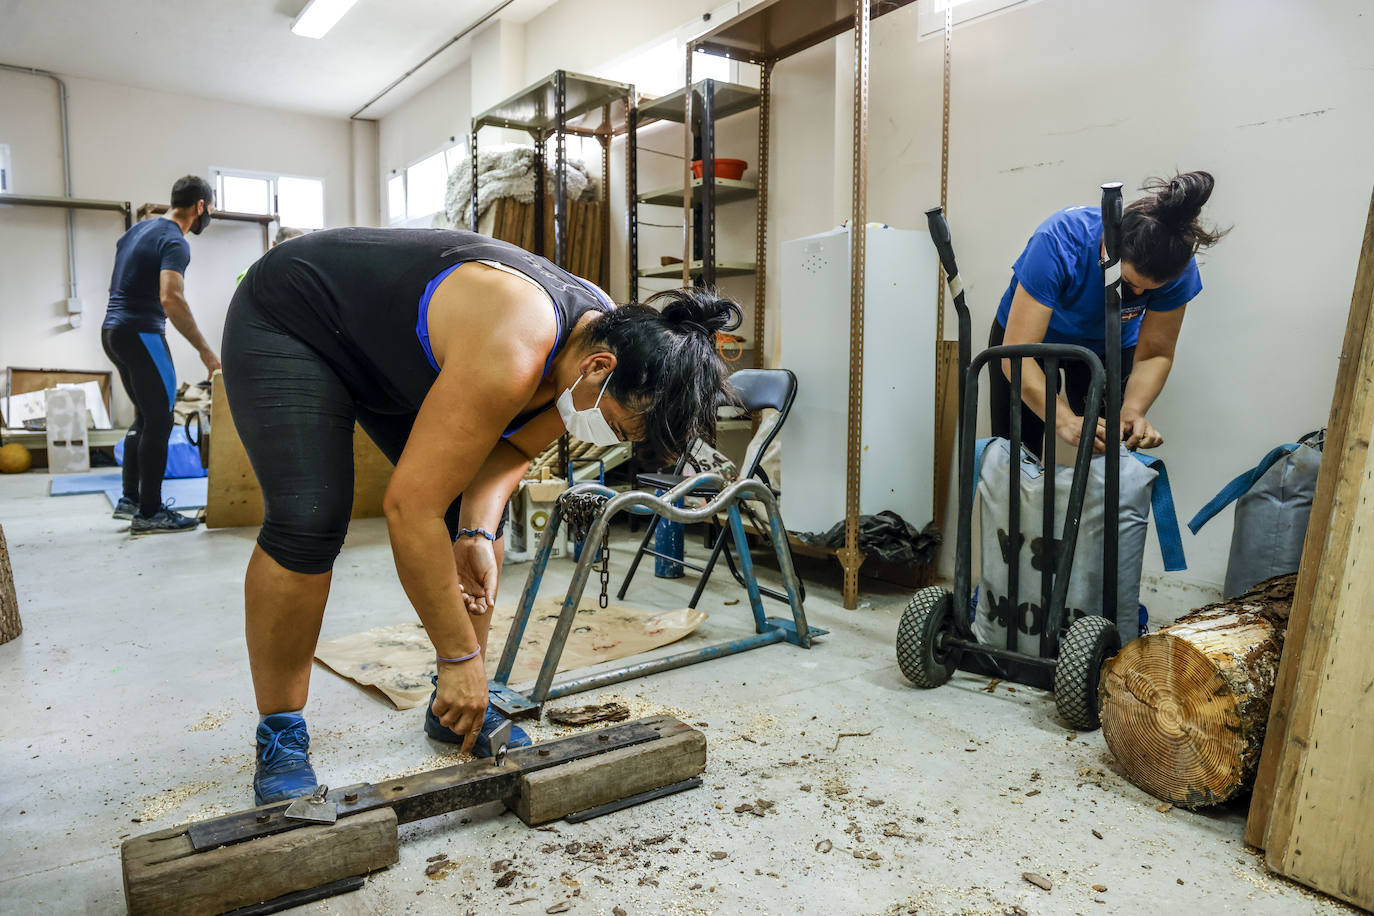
[0,62,77,304]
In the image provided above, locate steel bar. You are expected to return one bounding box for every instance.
[545,630,787,700]
[188,722,660,851]
[839,0,872,610]
[1100,182,1124,626]
[0,194,132,230]
[1007,355,1022,654]
[1040,358,1058,657]
[554,71,568,268]
[681,46,693,288]
[222,876,365,916]
[753,61,772,369]
[940,636,1057,671]
[701,80,717,288]
[470,128,480,231]
[532,135,546,255]
[627,99,639,301]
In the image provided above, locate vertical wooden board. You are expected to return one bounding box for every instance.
[122,808,398,916]
[0,523,21,645]
[1262,414,1374,909]
[1248,193,1374,847]
[931,339,959,537]
[508,716,706,825]
[206,370,395,530]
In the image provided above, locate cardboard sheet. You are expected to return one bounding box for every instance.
[314,599,708,709]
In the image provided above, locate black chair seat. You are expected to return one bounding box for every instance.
[636,472,719,499]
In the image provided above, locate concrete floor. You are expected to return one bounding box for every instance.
[0,471,1351,915]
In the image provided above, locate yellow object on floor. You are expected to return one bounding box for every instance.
[0,443,33,474]
[314,599,708,709]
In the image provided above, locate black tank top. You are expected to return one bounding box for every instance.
[241,228,612,420]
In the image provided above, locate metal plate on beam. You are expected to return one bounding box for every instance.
[189,722,660,851]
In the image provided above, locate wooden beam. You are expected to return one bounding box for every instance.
[1247,192,1374,848]
[508,715,706,825]
[122,808,398,916]
[0,524,20,645]
[1256,195,1374,910]
[205,370,394,529]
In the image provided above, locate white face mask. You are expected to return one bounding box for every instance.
[556,373,621,446]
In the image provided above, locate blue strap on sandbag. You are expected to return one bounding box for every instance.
[1128,451,1187,572]
[1186,443,1300,535]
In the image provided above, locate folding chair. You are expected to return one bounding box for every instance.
[617,368,804,609]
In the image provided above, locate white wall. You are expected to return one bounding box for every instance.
[849,0,1374,599]
[0,71,360,425]
[377,60,472,191]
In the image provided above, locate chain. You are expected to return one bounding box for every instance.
[560,490,612,608]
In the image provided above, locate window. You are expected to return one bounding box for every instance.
[387,138,464,226]
[406,151,449,222]
[0,144,11,192]
[597,3,737,98]
[212,168,326,229]
[917,0,1034,38]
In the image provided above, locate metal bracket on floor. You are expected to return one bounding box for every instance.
[490,474,826,720]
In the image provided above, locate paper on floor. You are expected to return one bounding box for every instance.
[314,599,708,709]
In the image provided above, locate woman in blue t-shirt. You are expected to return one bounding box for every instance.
[989,171,1226,456]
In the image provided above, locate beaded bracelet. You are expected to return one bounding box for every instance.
[457,527,497,542]
[436,646,482,664]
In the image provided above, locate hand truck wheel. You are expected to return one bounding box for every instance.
[896,586,961,688]
[1053,615,1121,730]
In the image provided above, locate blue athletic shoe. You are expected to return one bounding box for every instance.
[254,713,318,806]
[424,675,531,756]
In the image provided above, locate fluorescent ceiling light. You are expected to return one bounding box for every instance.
[291,0,360,39]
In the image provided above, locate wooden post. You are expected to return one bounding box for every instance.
[1247,192,1374,848]
[1100,575,1294,807]
[0,523,20,645]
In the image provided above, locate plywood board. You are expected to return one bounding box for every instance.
[314,601,707,709]
[205,370,395,529]
[1247,193,1374,848]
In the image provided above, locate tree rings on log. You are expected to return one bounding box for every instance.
[1099,575,1294,807]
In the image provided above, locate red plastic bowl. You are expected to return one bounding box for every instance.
[691,158,748,181]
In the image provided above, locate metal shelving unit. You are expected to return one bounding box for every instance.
[689,0,919,610]
[470,70,637,298]
[633,79,761,294]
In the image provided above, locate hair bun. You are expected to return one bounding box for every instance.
[1156,170,1215,224]
[655,287,744,338]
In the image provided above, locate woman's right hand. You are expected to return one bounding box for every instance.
[432,655,489,753]
[1056,412,1109,455]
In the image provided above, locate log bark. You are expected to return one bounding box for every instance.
[1099,574,1295,807]
[0,524,21,645]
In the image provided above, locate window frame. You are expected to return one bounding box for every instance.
[210,166,327,228]
[385,136,465,227]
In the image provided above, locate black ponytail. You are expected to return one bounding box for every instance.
[1120,170,1229,283]
[583,287,741,462]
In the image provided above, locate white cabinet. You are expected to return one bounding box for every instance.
[779,226,938,534]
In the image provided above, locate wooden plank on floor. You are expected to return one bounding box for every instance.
[122,807,398,916]
[508,715,706,825]
[205,370,396,529]
[1246,192,1374,849]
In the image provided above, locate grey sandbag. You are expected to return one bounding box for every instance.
[1189,433,1323,598]
[973,439,1184,651]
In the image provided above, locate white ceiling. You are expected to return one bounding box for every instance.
[0,0,529,119]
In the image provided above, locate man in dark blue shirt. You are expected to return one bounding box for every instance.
[102,175,221,535]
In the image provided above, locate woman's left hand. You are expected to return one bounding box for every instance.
[454,536,499,615]
[1120,409,1164,450]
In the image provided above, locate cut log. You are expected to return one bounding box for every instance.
[0,524,20,645]
[1099,574,1295,807]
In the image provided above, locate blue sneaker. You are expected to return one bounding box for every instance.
[254,713,318,806]
[424,675,531,756]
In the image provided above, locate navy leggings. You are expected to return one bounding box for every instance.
[221,290,503,575]
[102,326,176,516]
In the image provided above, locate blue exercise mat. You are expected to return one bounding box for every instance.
[103,477,208,511]
[49,471,124,496]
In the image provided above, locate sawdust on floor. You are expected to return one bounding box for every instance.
[136,780,216,821]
